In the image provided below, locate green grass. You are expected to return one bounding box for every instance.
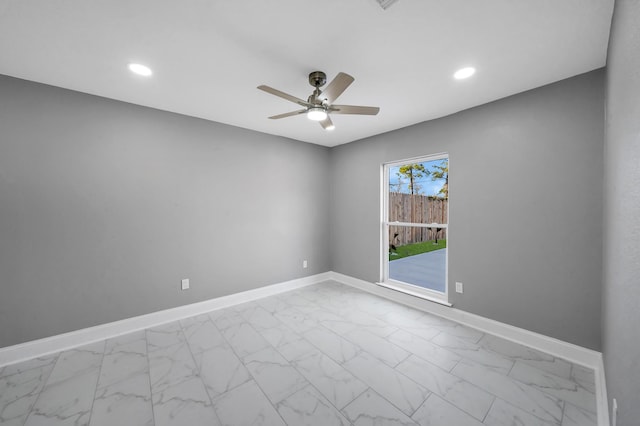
[389,239,446,261]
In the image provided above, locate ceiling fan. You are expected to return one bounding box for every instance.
[257,71,380,131]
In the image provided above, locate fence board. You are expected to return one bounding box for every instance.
[389,193,448,246]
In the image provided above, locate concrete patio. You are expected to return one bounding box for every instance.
[389,248,447,292]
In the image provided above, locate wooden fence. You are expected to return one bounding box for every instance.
[389,193,448,246]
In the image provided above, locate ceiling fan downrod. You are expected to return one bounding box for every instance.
[307,71,327,105]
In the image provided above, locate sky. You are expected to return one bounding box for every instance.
[389,158,448,196]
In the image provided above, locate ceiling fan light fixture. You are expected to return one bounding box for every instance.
[307,107,328,121]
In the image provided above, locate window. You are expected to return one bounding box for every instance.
[381,153,450,305]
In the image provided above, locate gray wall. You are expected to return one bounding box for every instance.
[602,0,640,424]
[0,75,330,348]
[0,68,606,353]
[330,70,604,350]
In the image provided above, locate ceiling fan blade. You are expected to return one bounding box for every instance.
[319,116,335,130]
[329,105,380,115]
[268,109,307,120]
[320,72,354,104]
[258,85,311,107]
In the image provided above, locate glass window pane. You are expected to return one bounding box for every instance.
[388,224,447,293]
[388,159,448,224]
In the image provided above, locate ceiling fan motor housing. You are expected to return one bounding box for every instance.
[308,71,327,88]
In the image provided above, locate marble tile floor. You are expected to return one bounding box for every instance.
[0,280,597,426]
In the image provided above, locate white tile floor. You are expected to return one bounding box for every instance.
[0,280,597,426]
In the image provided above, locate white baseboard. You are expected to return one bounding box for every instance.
[595,356,610,426]
[328,271,610,426]
[0,272,331,367]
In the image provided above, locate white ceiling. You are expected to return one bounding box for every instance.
[0,0,613,147]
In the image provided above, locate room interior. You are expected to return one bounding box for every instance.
[0,0,638,425]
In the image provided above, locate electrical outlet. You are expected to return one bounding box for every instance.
[612,398,618,426]
[303,260,308,268]
[455,282,463,293]
[181,278,190,290]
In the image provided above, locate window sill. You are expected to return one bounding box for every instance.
[376,281,453,307]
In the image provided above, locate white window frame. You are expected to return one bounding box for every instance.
[379,152,451,306]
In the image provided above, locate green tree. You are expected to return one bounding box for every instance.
[430,160,448,198]
[397,163,427,195]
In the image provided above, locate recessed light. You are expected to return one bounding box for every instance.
[128,63,153,77]
[453,67,475,80]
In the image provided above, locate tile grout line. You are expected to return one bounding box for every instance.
[560,400,567,425]
[232,308,298,426]
[19,351,62,425]
[250,376,291,426]
[338,385,370,419]
[85,340,107,426]
[144,329,157,426]
[410,393,434,423]
[481,394,498,423]
[178,318,225,426]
